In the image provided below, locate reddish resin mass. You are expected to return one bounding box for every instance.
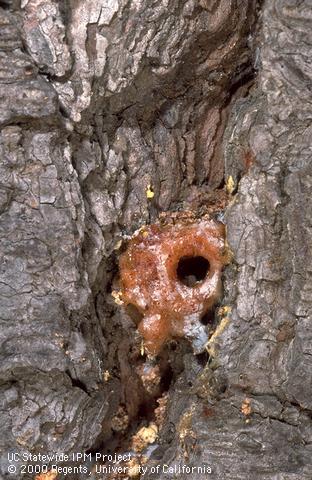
[119,215,226,355]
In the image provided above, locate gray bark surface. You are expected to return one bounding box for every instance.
[0,0,311,479]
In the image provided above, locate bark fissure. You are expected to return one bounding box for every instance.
[0,0,311,478]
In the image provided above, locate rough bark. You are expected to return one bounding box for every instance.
[150,2,312,479]
[0,0,311,479]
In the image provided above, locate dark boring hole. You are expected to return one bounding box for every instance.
[0,1,10,10]
[169,340,178,351]
[176,256,210,287]
[200,308,215,325]
[196,351,209,366]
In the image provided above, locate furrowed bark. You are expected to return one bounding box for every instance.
[0,1,311,479]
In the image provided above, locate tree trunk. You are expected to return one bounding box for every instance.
[0,0,311,479]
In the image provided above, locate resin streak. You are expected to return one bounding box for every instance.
[119,218,226,355]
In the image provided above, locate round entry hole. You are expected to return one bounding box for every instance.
[177,256,209,287]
